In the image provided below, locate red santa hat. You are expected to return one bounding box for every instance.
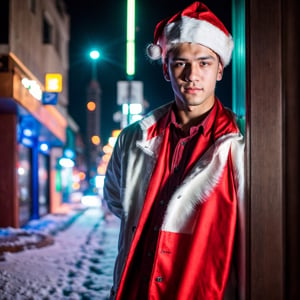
[146,1,234,67]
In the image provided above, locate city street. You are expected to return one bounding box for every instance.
[0,208,120,300]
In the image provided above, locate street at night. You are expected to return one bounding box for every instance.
[0,0,299,299]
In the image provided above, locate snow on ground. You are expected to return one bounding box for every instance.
[0,208,120,300]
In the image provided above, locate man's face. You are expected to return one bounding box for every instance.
[165,43,223,114]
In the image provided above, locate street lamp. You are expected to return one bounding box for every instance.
[86,49,102,187]
[89,49,100,80]
[89,50,100,60]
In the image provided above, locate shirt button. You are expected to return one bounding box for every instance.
[174,166,179,172]
[153,225,160,231]
[181,141,186,146]
[155,276,163,282]
[159,200,165,205]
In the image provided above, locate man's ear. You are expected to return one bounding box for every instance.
[217,62,224,81]
[163,63,170,81]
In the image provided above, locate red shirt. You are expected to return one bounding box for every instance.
[122,102,218,299]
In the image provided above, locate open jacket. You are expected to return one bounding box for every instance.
[104,100,245,300]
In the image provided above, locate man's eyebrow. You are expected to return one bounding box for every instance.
[172,55,216,61]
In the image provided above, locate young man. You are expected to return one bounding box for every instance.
[104,2,245,299]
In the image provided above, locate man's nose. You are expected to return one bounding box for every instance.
[185,63,200,82]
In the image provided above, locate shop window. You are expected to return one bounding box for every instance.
[38,153,50,216]
[17,144,32,226]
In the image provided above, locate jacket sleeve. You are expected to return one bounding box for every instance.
[103,135,124,218]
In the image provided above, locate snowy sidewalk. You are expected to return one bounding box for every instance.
[0,204,87,256]
[0,208,120,299]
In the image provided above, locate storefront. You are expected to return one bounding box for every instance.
[0,54,67,228]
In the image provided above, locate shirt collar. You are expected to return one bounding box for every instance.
[169,101,217,136]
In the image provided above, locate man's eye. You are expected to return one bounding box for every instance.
[173,61,185,67]
[200,61,209,67]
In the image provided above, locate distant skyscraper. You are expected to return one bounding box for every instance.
[86,79,101,181]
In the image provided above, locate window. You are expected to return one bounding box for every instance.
[43,16,52,44]
[55,0,65,18]
[0,0,9,43]
[30,0,36,14]
[54,27,61,55]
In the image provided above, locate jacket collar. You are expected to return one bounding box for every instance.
[136,98,239,157]
[136,102,173,157]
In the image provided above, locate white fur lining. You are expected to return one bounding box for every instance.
[164,16,234,67]
[161,133,244,233]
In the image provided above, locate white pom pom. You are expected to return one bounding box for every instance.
[146,43,162,60]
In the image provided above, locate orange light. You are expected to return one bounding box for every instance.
[103,144,113,154]
[112,129,121,137]
[91,135,101,145]
[72,182,80,190]
[87,101,96,111]
[102,153,111,163]
[97,165,107,175]
[79,172,86,180]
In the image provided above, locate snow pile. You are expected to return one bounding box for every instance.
[0,208,120,299]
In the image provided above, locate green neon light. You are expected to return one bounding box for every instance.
[127,42,135,76]
[232,0,246,134]
[126,0,135,76]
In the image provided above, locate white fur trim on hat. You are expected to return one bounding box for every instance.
[162,16,234,67]
[146,43,163,60]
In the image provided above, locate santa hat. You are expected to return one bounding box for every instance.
[146,1,234,67]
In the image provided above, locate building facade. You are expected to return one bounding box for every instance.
[0,0,76,227]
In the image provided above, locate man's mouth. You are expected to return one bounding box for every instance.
[184,86,203,93]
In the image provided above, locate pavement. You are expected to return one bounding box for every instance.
[0,203,88,257]
[0,204,120,298]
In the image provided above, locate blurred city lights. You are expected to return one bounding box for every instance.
[64,148,75,159]
[23,128,33,137]
[112,130,121,137]
[89,50,100,60]
[102,154,111,163]
[91,135,101,145]
[81,195,100,207]
[17,167,25,176]
[59,157,75,168]
[126,0,135,76]
[21,78,42,100]
[108,137,117,147]
[95,175,105,189]
[87,101,96,111]
[79,172,86,180]
[39,143,49,152]
[72,182,80,190]
[131,114,143,122]
[122,103,142,115]
[45,73,63,92]
[102,144,113,154]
